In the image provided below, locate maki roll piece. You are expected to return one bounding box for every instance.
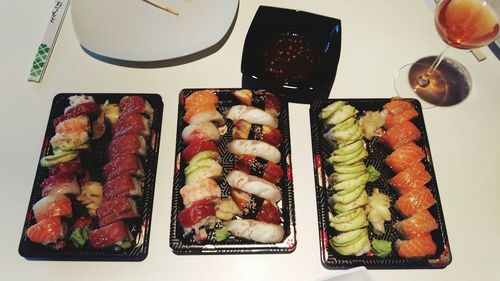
[49,159,82,176]
[178,197,217,242]
[232,89,281,117]
[395,209,438,239]
[225,219,284,243]
[181,122,221,144]
[112,113,151,138]
[41,173,80,197]
[108,134,147,159]
[380,121,421,150]
[32,194,72,222]
[233,120,282,147]
[119,96,154,119]
[385,142,425,173]
[179,178,221,208]
[88,220,132,250]
[96,196,139,227]
[227,140,281,163]
[390,162,431,194]
[234,155,284,184]
[52,98,100,127]
[26,217,66,245]
[181,139,219,163]
[226,170,282,203]
[395,186,436,217]
[103,154,144,181]
[226,105,278,128]
[103,174,143,199]
[395,235,437,259]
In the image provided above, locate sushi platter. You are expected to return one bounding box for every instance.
[18,93,163,261]
[169,89,297,254]
[310,98,452,269]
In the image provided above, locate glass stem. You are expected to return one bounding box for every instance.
[417,45,449,87]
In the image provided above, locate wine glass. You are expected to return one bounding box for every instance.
[395,0,500,108]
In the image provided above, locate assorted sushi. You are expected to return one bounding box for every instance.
[172,89,292,250]
[21,94,162,260]
[314,98,450,268]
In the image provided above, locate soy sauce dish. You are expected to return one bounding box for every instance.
[241,6,342,103]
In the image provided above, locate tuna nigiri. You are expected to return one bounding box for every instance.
[395,234,437,258]
[385,142,426,173]
[395,209,438,239]
[390,162,431,194]
[395,186,436,217]
[26,217,65,245]
[381,121,421,150]
[32,194,72,222]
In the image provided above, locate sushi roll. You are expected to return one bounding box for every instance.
[181,139,220,163]
[395,186,436,217]
[54,115,90,135]
[181,122,221,144]
[32,194,72,222]
[26,217,66,245]
[88,220,132,249]
[225,219,284,243]
[53,96,100,127]
[227,140,281,163]
[232,120,282,147]
[112,113,151,138]
[96,196,139,227]
[178,197,217,242]
[40,173,80,197]
[184,158,223,185]
[226,170,282,203]
[234,155,284,184]
[108,134,147,159]
[232,90,281,117]
[103,174,143,198]
[179,178,221,208]
[49,159,82,176]
[188,111,225,126]
[50,131,90,152]
[103,153,144,181]
[226,105,278,128]
[119,96,154,119]
[395,235,437,259]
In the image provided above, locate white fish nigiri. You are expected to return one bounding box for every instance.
[188,111,225,126]
[226,105,278,128]
[226,219,284,243]
[182,122,221,144]
[227,140,281,163]
[226,170,281,203]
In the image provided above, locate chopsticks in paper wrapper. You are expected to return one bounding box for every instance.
[28,0,70,83]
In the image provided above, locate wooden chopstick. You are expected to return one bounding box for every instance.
[143,0,179,16]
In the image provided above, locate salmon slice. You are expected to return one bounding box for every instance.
[386,143,426,173]
[395,234,437,258]
[390,162,431,194]
[395,209,438,239]
[384,99,419,129]
[26,217,65,244]
[55,115,89,134]
[395,186,436,217]
[381,121,421,150]
[185,90,218,111]
[183,106,217,123]
[32,194,72,222]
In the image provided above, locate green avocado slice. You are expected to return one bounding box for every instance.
[320,101,346,120]
[185,158,219,176]
[327,146,364,165]
[332,117,356,132]
[326,104,358,126]
[330,207,368,231]
[332,230,370,256]
[332,184,366,204]
[330,171,366,183]
[334,140,364,156]
[330,207,363,224]
[189,151,220,164]
[332,173,369,191]
[40,151,79,167]
[335,149,368,167]
[334,162,366,174]
[333,123,360,142]
[330,228,367,247]
[334,190,369,213]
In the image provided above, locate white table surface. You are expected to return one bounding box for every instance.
[1,1,499,280]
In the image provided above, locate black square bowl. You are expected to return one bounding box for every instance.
[241,6,341,104]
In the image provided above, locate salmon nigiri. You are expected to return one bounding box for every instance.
[390,162,431,194]
[395,186,436,217]
[385,142,425,173]
[383,99,419,129]
[395,209,438,239]
[395,234,437,259]
[26,217,65,245]
[184,90,218,111]
[381,121,421,150]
